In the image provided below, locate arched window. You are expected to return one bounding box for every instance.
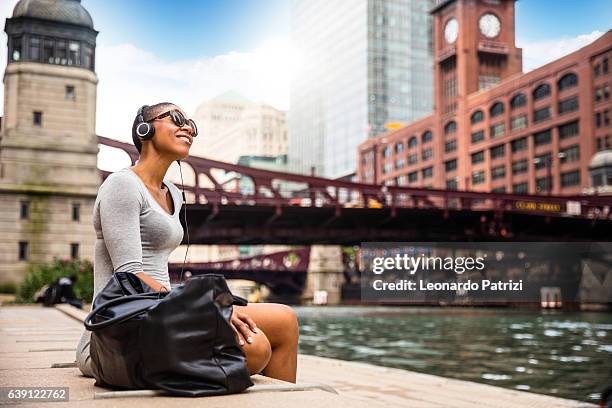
[510,93,527,109]
[490,102,504,117]
[444,121,457,135]
[408,136,417,148]
[533,83,551,101]
[421,130,433,143]
[558,72,578,91]
[471,110,484,124]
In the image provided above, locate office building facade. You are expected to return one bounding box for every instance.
[289,0,434,179]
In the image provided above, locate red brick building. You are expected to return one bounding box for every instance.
[358,0,612,195]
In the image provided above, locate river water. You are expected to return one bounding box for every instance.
[294,306,612,403]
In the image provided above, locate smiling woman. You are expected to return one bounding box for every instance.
[76,103,299,384]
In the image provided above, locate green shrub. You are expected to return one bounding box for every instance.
[0,282,17,294]
[15,257,94,303]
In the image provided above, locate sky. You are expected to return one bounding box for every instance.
[0,0,610,146]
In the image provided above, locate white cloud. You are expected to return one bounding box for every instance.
[95,38,295,142]
[518,31,605,72]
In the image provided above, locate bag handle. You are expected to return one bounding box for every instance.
[84,292,167,331]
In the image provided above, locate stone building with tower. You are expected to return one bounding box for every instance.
[358,0,612,196]
[0,0,99,285]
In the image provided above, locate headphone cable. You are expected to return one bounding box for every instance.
[178,160,190,285]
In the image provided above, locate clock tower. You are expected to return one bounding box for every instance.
[431,0,522,115]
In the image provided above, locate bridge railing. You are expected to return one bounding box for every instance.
[97,136,612,220]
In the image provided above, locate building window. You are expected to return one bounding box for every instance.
[596,135,612,151]
[510,93,527,109]
[513,182,529,194]
[533,83,551,101]
[511,137,527,152]
[534,152,552,169]
[395,142,404,154]
[20,201,29,219]
[491,187,506,193]
[492,165,506,180]
[559,120,579,139]
[604,57,609,74]
[490,122,505,138]
[445,159,457,172]
[471,130,485,144]
[557,73,578,91]
[558,96,579,115]
[472,170,485,185]
[445,139,457,153]
[471,150,484,164]
[490,102,505,118]
[536,176,553,193]
[66,85,75,100]
[395,158,405,169]
[444,121,457,136]
[471,110,484,124]
[422,167,433,179]
[595,85,610,102]
[408,153,418,165]
[84,44,94,69]
[382,146,391,157]
[594,63,601,77]
[533,106,551,123]
[408,136,417,148]
[33,111,42,126]
[72,203,80,221]
[18,241,28,261]
[511,114,528,131]
[559,145,580,164]
[422,148,433,161]
[512,159,528,175]
[561,170,581,187]
[397,175,407,186]
[446,179,458,190]
[490,144,505,159]
[56,40,67,64]
[70,243,79,259]
[68,41,80,66]
[408,171,418,183]
[422,131,433,143]
[10,36,22,61]
[43,39,54,63]
[29,36,40,61]
[382,163,392,174]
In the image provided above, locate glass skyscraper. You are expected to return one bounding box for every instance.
[289,0,434,179]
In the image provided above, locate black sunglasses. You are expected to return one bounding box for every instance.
[152,109,198,137]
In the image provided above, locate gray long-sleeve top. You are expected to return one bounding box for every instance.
[76,166,184,377]
[92,166,184,295]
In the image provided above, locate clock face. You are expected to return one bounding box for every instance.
[479,13,501,38]
[444,18,458,44]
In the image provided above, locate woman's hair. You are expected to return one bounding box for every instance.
[131,102,176,154]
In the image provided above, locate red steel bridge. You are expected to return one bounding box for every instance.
[98,136,612,244]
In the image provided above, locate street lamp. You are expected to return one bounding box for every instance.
[533,152,567,195]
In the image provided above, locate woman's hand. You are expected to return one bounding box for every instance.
[231,308,258,346]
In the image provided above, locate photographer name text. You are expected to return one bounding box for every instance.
[372,279,523,291]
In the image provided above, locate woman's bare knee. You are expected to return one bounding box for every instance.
[241,328,272,375]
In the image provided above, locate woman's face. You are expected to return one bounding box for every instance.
[150,104,194,159]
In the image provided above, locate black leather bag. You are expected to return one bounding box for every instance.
[84,272,254,397]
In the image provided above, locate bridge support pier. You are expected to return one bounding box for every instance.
[303,245,344,305]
